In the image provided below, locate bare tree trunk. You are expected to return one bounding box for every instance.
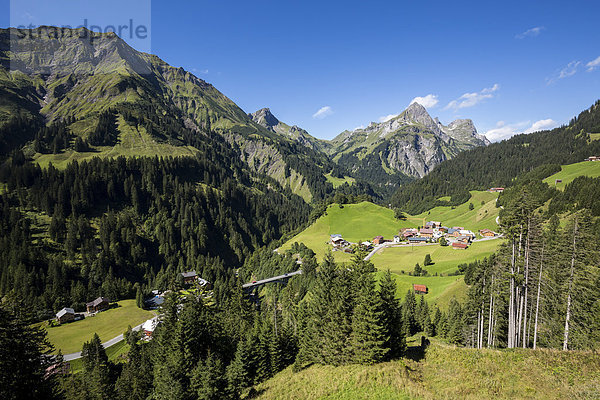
[515,291,523,347]
[508,239,516,348]
[563,217,578,351]
[533,245,544,350]
[487,275,494,347]
[522,219,531,348]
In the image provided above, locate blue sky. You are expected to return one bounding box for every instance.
[3,0,600,141]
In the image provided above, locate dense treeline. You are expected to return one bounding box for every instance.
[0,151,310,319]
[391,100,600,213]
[1,246,422,400]
[337,142,414,199]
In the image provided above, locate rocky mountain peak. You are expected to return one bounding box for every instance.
[250,108,280,130]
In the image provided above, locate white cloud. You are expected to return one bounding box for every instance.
[410,94,439,108]
[586,56,600,72]
[379,114,398,123]
[191,68,209,74]
[312,106,333,119]
[515,26,544,39]
[484,119,557,142]
[524,119,557,133]
[547,61,580,85]
[445,84,499,111]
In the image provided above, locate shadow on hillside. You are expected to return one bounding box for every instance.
[245,387,266,399]
[404,336,429,362]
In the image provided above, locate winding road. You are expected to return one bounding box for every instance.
[63,317,157,361]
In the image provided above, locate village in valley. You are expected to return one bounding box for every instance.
[329,220,500,255]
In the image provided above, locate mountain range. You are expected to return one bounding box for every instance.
[0,27,489,201]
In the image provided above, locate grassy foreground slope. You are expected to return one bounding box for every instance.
[252,341,600,400]
[542,160,600,190]
[44,299,154,354]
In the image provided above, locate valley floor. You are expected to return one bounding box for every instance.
[251,338,600,400]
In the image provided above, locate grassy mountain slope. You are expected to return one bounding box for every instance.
[281,196,502,308]
[542,160,600,190]
[282,191,500,261]
[253,340,600,400]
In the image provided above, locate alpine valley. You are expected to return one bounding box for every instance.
[1,24,600,400]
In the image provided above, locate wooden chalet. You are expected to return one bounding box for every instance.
[142,318,159,338]
[86,297,110,313]
[452,242,468,250]
[419,228,434,238]
[56,307,75,324]
[180,271,198,285]
[373,236,385,245]
[413,284,428,294]
[479,229,496,237]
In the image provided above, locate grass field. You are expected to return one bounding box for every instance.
[374,271,468,310]
[67,340,130,373]
[34,116,199,169]
[280,202,414,262]
[252,340,600,400]
[281,191,500,263]
[542,160,600,191]
[45,299,154,354]
[410,190,500,232]
[371,239,502,276]
[324,173,356,188]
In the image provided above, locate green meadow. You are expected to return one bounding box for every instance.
[34,116,199,169]
[45,299,154,354]
[542,160,600,190]
[324,172,356,188]
[370,239,501,276]
[281,194,502,308]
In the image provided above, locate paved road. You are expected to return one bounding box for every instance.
[63,317,157,361]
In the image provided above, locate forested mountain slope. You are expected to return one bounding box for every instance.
[391,100,600,214]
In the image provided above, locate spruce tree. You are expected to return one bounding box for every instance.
[350,268,387,364]
[378,269,405,358]
[0,301,57,400]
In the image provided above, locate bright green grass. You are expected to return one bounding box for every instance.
[324,173,356,188]
[67,340,130,373]
[281,202,414,262]
[589,133,600,142]
[34,116,199,169]
[410,190,500,232]
[45,299,154,354]
[374,271,468,310]
[370,239,502,276]
[542,161,600,191]
[282,194,500,263]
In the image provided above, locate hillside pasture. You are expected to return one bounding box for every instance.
[542,160,600,190]
[45,299,154,354]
